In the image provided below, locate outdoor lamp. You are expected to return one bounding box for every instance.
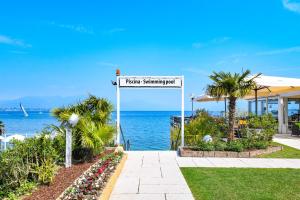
[68,113,79,127]
[65,113,79,168]
[190,93,196,117]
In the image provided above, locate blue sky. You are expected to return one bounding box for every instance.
[1,0,300,111]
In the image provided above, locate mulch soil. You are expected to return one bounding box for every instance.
[23,152,113,200]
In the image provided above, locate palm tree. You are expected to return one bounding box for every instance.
[207,70,260,140]
[52,95,113,126]
[51,95,115,155]
[0,120,5,136]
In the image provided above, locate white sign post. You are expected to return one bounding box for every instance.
[116,75,185,148]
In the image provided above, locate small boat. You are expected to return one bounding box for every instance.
[20,103,29,117]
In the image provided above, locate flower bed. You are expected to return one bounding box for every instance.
[58,152,123,200]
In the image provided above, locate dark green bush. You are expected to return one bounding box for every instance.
[72,147,94,163]
[246,114,277,141]
[0,133,59,198]
[184,109,227,146]
[242,139,269,150]
[197,141,214,151]
[213,141,227,151]
[225,140,244,152]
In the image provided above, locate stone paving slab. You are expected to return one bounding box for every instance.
[274,137,300,150]
[177,157,300,168]
[110,151,194,200]
[110,194,165,200]
[110,148,300,200]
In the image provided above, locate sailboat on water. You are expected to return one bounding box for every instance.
[20,103,29,117]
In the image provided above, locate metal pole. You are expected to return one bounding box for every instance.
[191,98,194,117]
[4,132,6,151]
[65,127,72,168]
[181,76,185,147]
[266,97,269,114]
[224,97,227,119]
[116,76,121,145]
[255,89,258,116]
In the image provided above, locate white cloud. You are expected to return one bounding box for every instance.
[282,0,300,14]
[97,62,119,67]
[211,36,231,44]
[192,36,231,48]
[49,21,94,34]
[8,50,28,54]
[107,28,126,33]
[256,46,300,56]
[0,35,31,47]
[182,68,211,76]
[192,42,204,48]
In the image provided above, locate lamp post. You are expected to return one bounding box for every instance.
[190,94,195,117]
[65,113,79,168]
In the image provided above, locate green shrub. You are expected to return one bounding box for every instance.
[170,127,181,150]
[33,158,58,184]
[296,122,300,129]
[242,139,269,150]
[225,140,244,152]
[0,133,59,198]
[196,141,214,151]
[247,114,277,141]
[213,141,227,151]
[72,147,94,163]
[184,110,226,146]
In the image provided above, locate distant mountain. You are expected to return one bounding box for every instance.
[0,95,86,110]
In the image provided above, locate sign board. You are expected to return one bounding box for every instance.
[115,74,185,148]
[119,76,182,88]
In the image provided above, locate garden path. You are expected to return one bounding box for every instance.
[109,150,300,200]
[274,136,300,150]
[109,151,194,200]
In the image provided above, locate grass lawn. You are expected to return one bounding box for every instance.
[257,142,300,158]
[181,168,300,200]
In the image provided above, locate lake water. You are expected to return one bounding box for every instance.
[0,111,220,150]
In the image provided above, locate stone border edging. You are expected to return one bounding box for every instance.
[179,146,283,158]
[98,154,127,200]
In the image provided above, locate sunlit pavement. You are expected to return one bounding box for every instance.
[109,148,300,200]
[274,136,300,150]
[109,151,194,200]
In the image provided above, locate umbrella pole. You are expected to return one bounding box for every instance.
[255,89,258,116]
[224,97,227,119]
[4,133,6,151]
[192,98,194,117]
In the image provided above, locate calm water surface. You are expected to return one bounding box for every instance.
[0,111,198,150]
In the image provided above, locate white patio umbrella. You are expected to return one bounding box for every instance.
[246,75,300,115]
[194,94,226,102]
[0,136,4,140]
[194,94,228,118]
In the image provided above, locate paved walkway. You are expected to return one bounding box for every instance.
[110,151,194,200]
[110,150,300,200]
[274,136,300,150]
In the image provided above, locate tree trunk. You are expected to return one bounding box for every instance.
[228,97,237,141]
